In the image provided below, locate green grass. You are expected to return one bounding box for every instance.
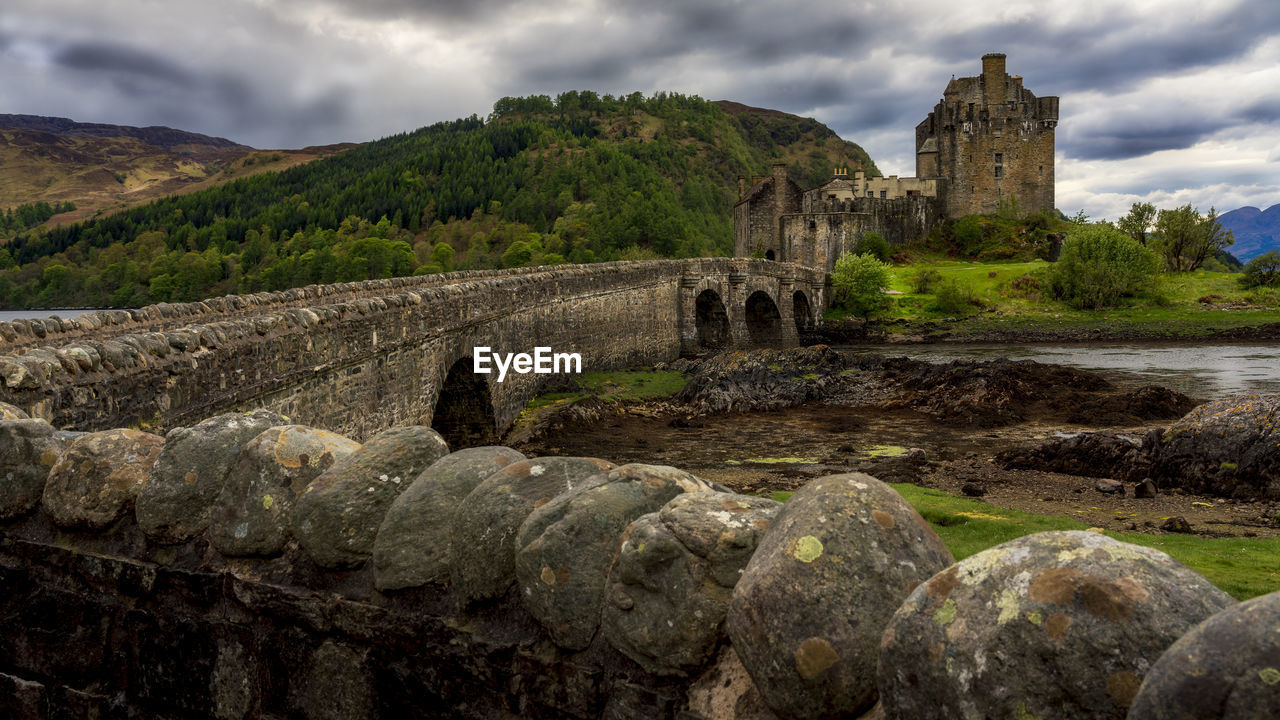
[523,369,687,411]
[834,257,1280,336]
[767,485,1280,599]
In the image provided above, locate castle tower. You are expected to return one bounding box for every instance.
[915,53,1058,217]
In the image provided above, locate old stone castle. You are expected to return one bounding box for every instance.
[734,53,1059,271]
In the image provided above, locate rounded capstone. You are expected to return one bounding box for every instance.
[373,446,526,591]
[1129,589,1280,720]
[603,491,782,675]
[450,456,614,604]
[0,419,65,520]
[727,473,954,720]
[208,425,360,557]
[136,410,288,543]
[515,464,717,651]
[878,530,1236,720]
[293,426,449,569]
[42,428,165,530]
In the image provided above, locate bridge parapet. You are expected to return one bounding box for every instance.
[0,260,824,438]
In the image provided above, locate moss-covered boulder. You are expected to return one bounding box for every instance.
[136,410,288,543]
[727,473,953,719]
[0,419,65,520]
[450,456,614,604]
[515,464,717,650]
[293,426,449,569]
[1129,589,1280,720]
[603,491,782,675]
[208,425,360,557]
[878,531,1235,720]
[373,446,526,591]
[1151,394,1280,498]
[42,428,164,530]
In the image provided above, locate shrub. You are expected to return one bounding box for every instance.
[1045,224,1161,309]
[932,278,983,315]
[854,232,891,262]
[1240,250,1280,289]
[910,268,942,294]
[952,216,983,247]
[831,252,891,320]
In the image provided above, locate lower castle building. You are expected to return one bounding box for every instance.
[734,53,1059,273]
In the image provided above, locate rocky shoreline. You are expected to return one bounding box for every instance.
[806,318,1280,345]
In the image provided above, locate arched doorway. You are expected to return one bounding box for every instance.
[793,291,812,332]
[431,357,497,449]
[765,249,776,261]
[745,290,783,345]
[695,289,730,350]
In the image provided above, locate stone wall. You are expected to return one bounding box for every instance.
[0,413,1255,720]
[0,259,824,440]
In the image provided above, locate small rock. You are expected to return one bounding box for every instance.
[516,464,717,650]
[1095,478,1125,495]
[208,425,360,557]
[1161,516,1193,534]
[42,428,165,530]
[136,410,287,543]
[293,426,449,569]
[0,401,29,420]
[960,483,986,497]
[1134,479,1158,498]
[373,446,526,591]
[0,419,65,520]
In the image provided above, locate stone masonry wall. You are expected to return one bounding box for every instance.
[0,259,824,440]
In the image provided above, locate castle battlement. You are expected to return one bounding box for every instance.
[734,53,1057,272]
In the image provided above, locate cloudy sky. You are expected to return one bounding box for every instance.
[1,0,1277,220]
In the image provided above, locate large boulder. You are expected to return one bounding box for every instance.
[373,446,526,591]
[996,431,1150,480]
[293,426,449,569]
[1129,589,1280,720]
[603,491,782,675]
[42,428,165,530]
[515,464,717,650]
[1149,394,1280,498]
[450,456,614,604]
[208,425,360,557]
[878,531,1235,720]
[0,419,65,520]
[136,410,288,543]
[726,473,954,719]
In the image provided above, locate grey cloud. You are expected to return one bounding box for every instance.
[55,41,193,85]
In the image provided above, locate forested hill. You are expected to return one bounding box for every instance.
[0,92,879,308]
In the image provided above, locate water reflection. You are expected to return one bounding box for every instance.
[840,344,1280,398]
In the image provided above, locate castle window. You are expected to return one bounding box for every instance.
[994,166,1003,178]
[809,220,817,230]
[995,153,1003,164]
[880,190,887,199]
[1039,166,1043,177]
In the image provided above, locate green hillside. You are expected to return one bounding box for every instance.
[0,92,877,308]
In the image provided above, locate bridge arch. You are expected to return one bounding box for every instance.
[694,289,730,351]
[745,290,784,345]
[431,356,498,449]
[793,289,814,332]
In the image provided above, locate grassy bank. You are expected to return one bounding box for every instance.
[772,485,1280,600]
[827,257,1280,338]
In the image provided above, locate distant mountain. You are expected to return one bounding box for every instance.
[0,114,354,227]
[1219,204,1280,261]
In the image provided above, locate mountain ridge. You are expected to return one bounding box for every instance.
[1219,203,1280,260]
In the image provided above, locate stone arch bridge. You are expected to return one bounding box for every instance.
[0,259,825,444]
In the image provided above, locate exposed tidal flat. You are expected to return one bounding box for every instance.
[0,308,98,322]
